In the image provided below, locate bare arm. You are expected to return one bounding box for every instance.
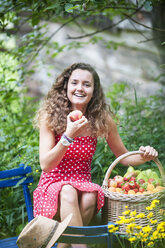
[106,117,158,166]
[39,114,89,172]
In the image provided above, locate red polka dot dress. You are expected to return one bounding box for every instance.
[33,135,104,219]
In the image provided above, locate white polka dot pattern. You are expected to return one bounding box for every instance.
[33,136,104,219]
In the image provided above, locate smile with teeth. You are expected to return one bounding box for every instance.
[74,93,85,97]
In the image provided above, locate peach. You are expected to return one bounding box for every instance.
[147,183,155,191]
[116,188,122,193]
[70,110,83,121]
[136,192,142,195]
[154,186,164,192]
[108,187,116,192]
[128,190,136,194]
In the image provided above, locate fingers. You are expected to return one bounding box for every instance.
[66,114,88,138]
[139,146,158,161]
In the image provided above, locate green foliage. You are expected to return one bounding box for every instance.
[91,83,165,185]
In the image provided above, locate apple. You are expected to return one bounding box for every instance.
[138,179,145,185]
[122,182,130,192]
[148,178,156,184]
[108,179,117,188]
[70,110,83,121]
[130,176,136,181]
[129,181,137,189]
[114,175,124,184]
[139,187,144,193]
[117,182,124,188]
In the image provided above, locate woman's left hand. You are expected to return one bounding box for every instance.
[139,146,158,161]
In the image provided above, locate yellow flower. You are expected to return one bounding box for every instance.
[128,237,136,243]
[157,221,165,232]
[29,183,33,186]
[125,205,128,209]
[147,241,154,246]
[147,212,153,219]
[119,216,126,220]
[151,199,159,204]
[130,210,136,217]
[108,224,119,233]
[146,206,153,211]
[150,219,157,225]
[35,169,39,173]
[124,217,135,224]
[136,225,142,230]
[122,210,130,215]
[151,230,159,240]
[136,213,145,218]
[142,225,152,233]
[126,223,136,233]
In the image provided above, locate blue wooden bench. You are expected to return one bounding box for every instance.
[0,165,115,248]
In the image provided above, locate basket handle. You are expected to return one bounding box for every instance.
[102,151,165,187]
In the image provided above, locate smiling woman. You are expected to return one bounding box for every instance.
[33,63,158,248]
[67,69,94,113]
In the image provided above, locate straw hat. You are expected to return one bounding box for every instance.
[17,213,73,248]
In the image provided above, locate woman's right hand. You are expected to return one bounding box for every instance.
[65,113,88,139]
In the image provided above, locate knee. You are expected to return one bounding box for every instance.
[82,192,97,209]
[60,185,78,204]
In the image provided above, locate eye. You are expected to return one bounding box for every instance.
[71,81,77,85]
[84,82,91,87]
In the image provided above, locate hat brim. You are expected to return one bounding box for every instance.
[46,213,73,248]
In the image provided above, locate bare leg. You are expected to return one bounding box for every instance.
[58,185,87,248]
[79,192,97,226]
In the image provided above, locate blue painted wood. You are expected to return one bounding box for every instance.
[0,237,18,248]
[0,237,57,248]
[0,165,32,179]
[57,223,113,246]
[0,165,34,222]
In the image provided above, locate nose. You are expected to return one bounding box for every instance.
[77,83,83,91]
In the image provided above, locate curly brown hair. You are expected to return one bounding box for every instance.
[35,63,112,138]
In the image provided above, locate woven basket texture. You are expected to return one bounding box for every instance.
[102,151,165,234]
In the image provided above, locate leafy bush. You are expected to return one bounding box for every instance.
[91,83,165,185]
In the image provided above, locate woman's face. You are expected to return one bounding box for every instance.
[67,69,94,113]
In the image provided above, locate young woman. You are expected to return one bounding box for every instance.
[33,63,158,248]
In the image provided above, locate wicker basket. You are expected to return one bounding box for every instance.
[102,151,165,233]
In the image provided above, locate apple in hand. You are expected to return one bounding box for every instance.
[70,110,83,121]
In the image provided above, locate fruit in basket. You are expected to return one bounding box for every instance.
[128,190,136,194]
[153,186,164,193]
[108,187,116,192]
[108,179,117,188]
[107,165,164,195]
[147,183,155,191]
[122,182,130,192]
[116,188,122,193]
[138,179,145,185]
[114,175,124,184]
[148,178,155,184]
[124,166,140,178]
[139,187,144,193]
[136,171,148,183]
[70,110,83,121]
